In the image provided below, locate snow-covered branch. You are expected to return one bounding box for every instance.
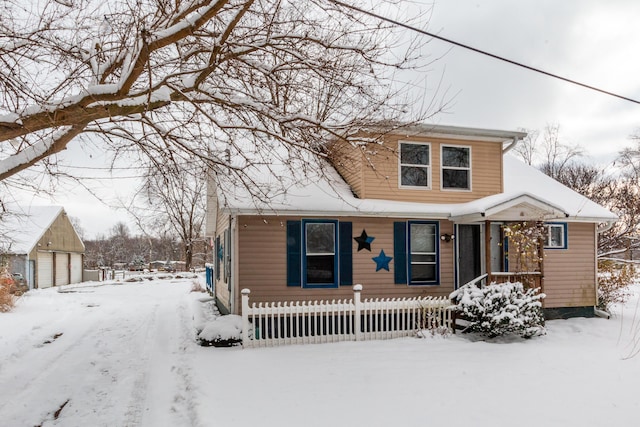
[0,0,440,198]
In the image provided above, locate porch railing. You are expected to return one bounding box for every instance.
[490,272,543,291]
[241,285,454,348]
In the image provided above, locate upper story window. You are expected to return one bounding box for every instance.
[543,222,567,249]
[441,145,471,190]
[399,142,431,189]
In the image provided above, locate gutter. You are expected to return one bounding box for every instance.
[597,221,616,234]
[502,136,521,153]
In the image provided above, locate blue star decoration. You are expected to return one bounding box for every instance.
[354,229,375,251]
[372,249,393,272]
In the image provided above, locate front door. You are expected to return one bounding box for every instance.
[456,224,482,288]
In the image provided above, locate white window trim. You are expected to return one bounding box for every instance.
[303,220,338,288]
[544,223,567,249]
[408,221,440,286]
[440,144,472,192]
[398,141,432,190]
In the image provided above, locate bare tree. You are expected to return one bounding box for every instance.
[128,161,206,270]
[512,128,539,165]
[535,124,584,179]
[0,0,436,199]
[618,130,640,181]
[512,124,640,258]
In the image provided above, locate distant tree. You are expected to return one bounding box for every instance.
[513,124,584,179]
[512,128,539,165]
[110,222,130,240]
[128,162,206,270]
[67,216,84,240]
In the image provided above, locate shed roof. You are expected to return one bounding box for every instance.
[1,206,74,254]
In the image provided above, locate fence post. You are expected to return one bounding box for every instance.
[241,288,251,348]
[353,284,362,341]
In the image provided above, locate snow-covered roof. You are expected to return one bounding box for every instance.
[1,206,70,254]
[216,152,617,224]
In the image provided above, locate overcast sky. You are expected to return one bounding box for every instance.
[12,0,640,239]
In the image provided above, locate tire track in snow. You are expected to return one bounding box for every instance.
[0,299,162,426]
[122,303,160,426]
[137,294,203,427]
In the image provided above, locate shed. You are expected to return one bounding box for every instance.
[1,206,85,289]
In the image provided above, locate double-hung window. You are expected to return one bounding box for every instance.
[304,221,337,286]
[393,221,440,285]
[286,220,353,288]
[441,145,471,190]
[543,223,567,249]
[399,142,431,188]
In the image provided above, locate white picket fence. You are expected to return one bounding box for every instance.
[241,285,454,348]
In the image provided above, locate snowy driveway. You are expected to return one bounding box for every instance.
[3,279,640,427]
[0,279,201,426]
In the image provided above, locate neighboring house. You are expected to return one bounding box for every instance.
[205,125,617,319]
[1,206,85,289]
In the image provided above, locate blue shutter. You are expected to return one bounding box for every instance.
[287,221,302,287]
[394,222,407,284]
[215,236,221,280]
[339,221,353,286]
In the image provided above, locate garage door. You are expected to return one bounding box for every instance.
[70,253,83,284]
[37,252,53,289]
[55,252,69,286]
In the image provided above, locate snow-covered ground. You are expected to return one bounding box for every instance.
[2,277,640,426]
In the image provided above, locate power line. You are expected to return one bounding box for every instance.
[327,0,640,105]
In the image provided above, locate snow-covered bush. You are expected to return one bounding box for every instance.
[198,315,243,347]
[597,260,636,313]
[450,281,545,339]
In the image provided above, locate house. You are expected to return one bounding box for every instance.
[1,206,85,289]
[205,124,617,319]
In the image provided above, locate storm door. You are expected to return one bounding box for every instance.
[456,224,483,288]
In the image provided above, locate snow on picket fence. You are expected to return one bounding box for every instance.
[241,285,454,348]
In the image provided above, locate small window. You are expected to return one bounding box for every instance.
[544,223,567,249]
[399,142,431,188]
[304,221,337,286]
[442,145,471,190]
[408,221,439,285]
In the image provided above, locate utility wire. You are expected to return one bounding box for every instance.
[328,0,640,105]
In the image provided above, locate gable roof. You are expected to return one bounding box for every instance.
[215,150,616,224]
[1,206,80,254]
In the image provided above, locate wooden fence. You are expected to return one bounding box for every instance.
[241,285,454,348]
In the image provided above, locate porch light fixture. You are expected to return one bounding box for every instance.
[440,233,454,242]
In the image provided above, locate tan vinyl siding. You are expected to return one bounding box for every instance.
[328,140,364,198]
[235,215,455,313]
[543,222,597,308]
[358,135,503,203]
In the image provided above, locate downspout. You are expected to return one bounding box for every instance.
[502,136,520,153]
